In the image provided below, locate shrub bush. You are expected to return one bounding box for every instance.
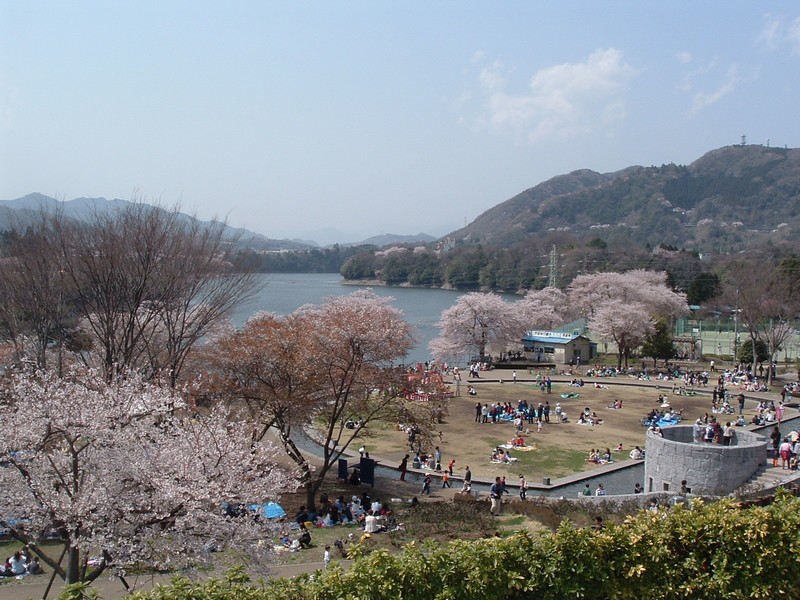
[122,490,800,600]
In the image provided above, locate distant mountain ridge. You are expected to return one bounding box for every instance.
[0,194,441,250]
[449,144,800,253]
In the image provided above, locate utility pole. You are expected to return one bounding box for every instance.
[733,288,740,360]
[548,245,558,288]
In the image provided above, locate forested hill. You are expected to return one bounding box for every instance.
[451,144,800,253]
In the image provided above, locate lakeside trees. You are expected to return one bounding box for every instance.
[429,271,688,369]
[0,203,261,384]
[204,290,416,510]
[429,292,526,363]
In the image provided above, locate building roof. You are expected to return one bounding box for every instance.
[522,330,588,345]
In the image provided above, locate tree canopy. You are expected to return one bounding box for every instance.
[204,290,417,509]
[0,368,294,586]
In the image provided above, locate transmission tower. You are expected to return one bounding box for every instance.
[548,244,558,288]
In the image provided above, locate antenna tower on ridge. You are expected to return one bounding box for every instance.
[548,244,558,288]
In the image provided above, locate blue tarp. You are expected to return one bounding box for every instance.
[249,501,286,519]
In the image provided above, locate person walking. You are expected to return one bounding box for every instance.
[519,474,527,500]
[474,402,482,423]
[489,477,502,515]
[461,466,472,492]
[447,458,456,476]
[442,471,451,488]
[398,454,409,481]
[421,474,432,495]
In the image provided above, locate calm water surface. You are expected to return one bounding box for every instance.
[232,273,503,365]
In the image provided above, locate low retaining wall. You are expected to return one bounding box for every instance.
[644,425,767,496]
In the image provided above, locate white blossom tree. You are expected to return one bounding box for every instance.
[590,302,655,369]
[429,292,526,363]
[568,271,688,368]
[517,286,572,330]
[0,368,294,590]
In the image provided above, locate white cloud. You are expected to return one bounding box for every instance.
[676,51,692,64]
[757,14,800,55]
[691,64,741,112]
[472,48,637,143]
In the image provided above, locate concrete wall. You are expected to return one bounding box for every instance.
[644,426,767,496]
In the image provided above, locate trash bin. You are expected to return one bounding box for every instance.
[543,477,551,485]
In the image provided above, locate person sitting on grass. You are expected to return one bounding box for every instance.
[26,557,42,575]
[629,446,644,460]
[363,510,387,534]
[8,552,26,576]
[298,526,312,549]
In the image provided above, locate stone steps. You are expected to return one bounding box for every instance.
[742,462,800,491]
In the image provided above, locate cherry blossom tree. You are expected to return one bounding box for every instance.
[590,302,655,369]
[429,292,526,363]
[205,290,415,510]
[517,286,572,330]
[0,368,294,590]
[568,271,688,368]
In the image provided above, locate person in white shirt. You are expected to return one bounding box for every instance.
[8,552,26,576]
[363,511,386,534]
[595,483,607,496]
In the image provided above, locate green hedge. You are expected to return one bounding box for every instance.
[87,491,800,600]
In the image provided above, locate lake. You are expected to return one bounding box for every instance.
[231,273,514,366]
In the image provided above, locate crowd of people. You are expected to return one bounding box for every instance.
[1,548,42,578]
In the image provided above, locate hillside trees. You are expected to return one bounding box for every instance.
[205,290,415,509]
[429,292,526,363]
[0,368,293,588]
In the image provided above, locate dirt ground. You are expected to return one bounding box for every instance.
[354,371,772,487]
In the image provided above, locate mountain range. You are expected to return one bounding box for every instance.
[449,144,800,254]
[4,144,799,255]
[0,194,437,250]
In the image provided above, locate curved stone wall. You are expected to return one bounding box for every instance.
[643,425,767,496]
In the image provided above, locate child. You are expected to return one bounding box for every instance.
[324,545,331,568]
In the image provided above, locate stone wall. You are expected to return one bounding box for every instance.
[643,425,767,496]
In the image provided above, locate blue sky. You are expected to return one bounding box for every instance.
[1,2,799,244]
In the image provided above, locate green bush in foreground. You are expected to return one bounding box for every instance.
[95,490,800,600]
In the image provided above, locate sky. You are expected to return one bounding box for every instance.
[1,2,799,245]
